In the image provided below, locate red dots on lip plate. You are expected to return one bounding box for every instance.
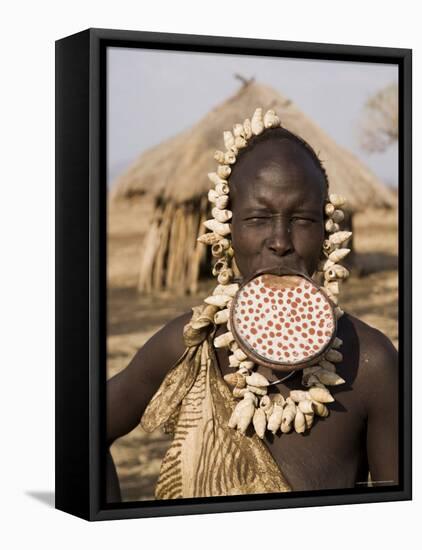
[232,273,335,366]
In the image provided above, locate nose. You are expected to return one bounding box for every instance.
[266,218,293,257]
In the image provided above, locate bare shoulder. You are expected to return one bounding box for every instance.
[110,308,194,400]
[132,309,193,385]
[106,309,194,444]
[345,313,397,368]
[341,312,398,408]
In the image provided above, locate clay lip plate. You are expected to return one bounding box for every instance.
[230,271,337,371]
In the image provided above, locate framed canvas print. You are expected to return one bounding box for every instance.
[55,28,412,521]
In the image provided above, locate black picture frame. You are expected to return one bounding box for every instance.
[55,27,412,521]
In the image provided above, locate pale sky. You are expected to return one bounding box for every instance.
[107,47,398,188]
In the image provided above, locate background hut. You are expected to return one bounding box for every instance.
[110,81,396,295]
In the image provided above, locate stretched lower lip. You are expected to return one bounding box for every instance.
[252,264,306,278]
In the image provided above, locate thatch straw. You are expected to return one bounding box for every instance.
[111,81,396,294]
[112,81,396,209]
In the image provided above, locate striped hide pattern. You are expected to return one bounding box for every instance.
[141,311,292,499]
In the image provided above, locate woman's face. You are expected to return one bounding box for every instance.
[229,138,326,281]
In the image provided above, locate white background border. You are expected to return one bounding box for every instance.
[0,1,418,547]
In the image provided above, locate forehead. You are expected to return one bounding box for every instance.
[229,137,326,208]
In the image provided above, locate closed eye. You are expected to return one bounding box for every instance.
[290,217,317,225]
[243,216,270,224]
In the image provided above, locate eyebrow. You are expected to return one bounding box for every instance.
[239,190,323,210]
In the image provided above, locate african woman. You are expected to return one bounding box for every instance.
[106,109,398,501]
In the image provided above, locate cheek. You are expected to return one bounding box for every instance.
[231,222,269,255]
[292,225,324,260]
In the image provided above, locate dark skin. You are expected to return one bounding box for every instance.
[106,137,398,499]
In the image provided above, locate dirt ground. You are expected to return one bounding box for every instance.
[107,203,398,502]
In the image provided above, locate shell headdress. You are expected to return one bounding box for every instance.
[197,107,352,438]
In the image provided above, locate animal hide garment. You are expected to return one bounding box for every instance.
[140,309,291,499]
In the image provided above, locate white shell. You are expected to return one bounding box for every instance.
[324,203,335,216]
[212,258,228,276]
[215,195,229,209]
[246,384,268,396]
[290,390,310,403]
[281,403,296,433]
[251,108,264,135]
[325,219,340,233]
[304,411,314,430]
[331,209,345,223]
[323,239,337,257]
[215,182,229,195]
[298,399,314,414]
[208,172,227,186]
[294,409,306,433]
[204,294,231,307]
[243,391,258,404]
[211,242,225,258]
[325,281,340,295]
[329,194,346,208]
[325,265,349,281]
[303,374,321,387]
[237,406,256,434]
[321,258,335,271]
[312,400,329,417]
[228,397,255,433]
[332,337,343,349]
[318,359,336,372]
[302,366,322,386]
[315,369,345,386]
[217,164,231,179]
[197,232,221,246]
[224,151,237,164]
[246,372,270,387]
[234,136,247,149]
[214,331,234,348]
[203,219,231,236]
[214,308,229,324]
[252,408,267,439]
[263,109,281,128]
[267,404,284,434]
[223,130,235,151]
[214,150,226,163]
[234,348,248,361]
[228,353,240,367]
[309,386,334,403]
[213,282,239,297]
[226,246,234,258]
[324,267,339,281]
[325,349,343,363]
[233,123,245,137]
[212,207,232,223]
[208,189,218,203]
[229,340,239,352]
[243,118,252,139]
[237,366,250,375]
[328,248,351,263]
[217,269,233,285]
[273,393,286,407]
[259,395,274,418]
[239,360,255,370]
[232,387,248,398]
[329,231,352,245]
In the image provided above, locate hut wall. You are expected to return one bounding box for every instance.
[137,196,208,295]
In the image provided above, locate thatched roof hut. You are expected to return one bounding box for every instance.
[111,81,396,295]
